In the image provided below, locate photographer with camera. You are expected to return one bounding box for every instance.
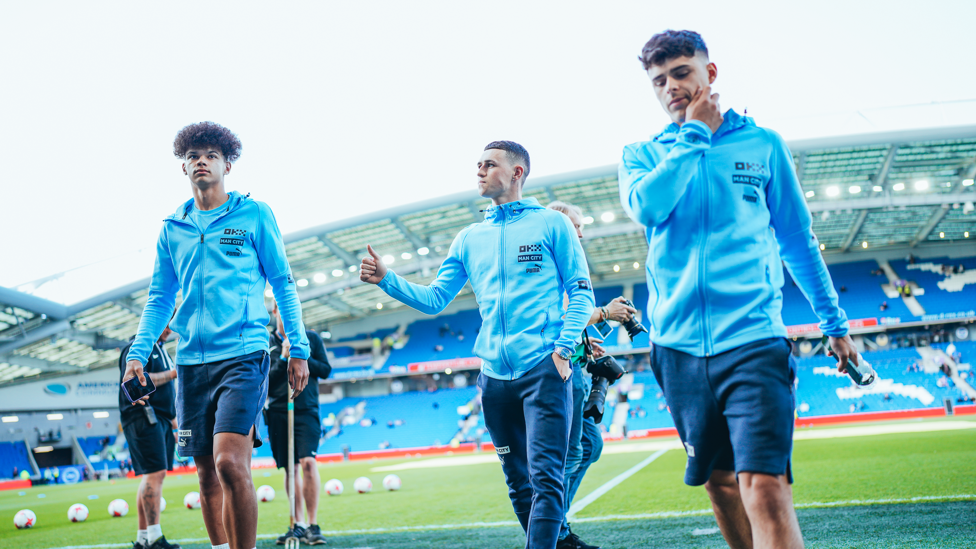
[547,201,642,549]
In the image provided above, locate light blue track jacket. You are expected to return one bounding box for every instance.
[127,191,309,366]
[619,109,848,357]
[377,198,595,380]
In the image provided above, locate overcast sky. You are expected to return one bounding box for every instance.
[2,0,975,304]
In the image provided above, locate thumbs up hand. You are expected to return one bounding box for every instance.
[360,244,388,284]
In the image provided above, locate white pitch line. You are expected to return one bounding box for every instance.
[566,448,670,519]
[45,493,976,549]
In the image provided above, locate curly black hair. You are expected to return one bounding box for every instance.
[484,140,530,183]
[639,30,708,70]
[173,121,242,162]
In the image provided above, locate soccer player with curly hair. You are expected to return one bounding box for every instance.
[123,121,310,549]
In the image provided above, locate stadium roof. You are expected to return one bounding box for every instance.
[2,125,975,384]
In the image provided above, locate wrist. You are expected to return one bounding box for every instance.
[555,347,573,361]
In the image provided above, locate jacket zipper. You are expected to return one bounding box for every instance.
[164,196,245,364]
[198,232,206,363]
[498,209,513,379]
[698,157,713,356]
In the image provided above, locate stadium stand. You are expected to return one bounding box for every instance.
[0,440,32,479]
[273,342,974,453]
[78,436,121,471]
[318,387,480,453]
[385,309,481,367]
[830,261,915,320]
[889,255,976,317]
[781,261,915,325]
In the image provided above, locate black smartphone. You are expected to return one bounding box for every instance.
[122,375,156,403]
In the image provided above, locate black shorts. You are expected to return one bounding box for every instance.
[176,351,270,457]
[651,337,797,486]
[123,411,176,476]
[265,409,320,468]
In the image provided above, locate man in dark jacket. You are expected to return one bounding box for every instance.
[119,326,180,549]
[265,301,332,546]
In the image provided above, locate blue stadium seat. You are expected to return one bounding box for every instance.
[0,441,32,479]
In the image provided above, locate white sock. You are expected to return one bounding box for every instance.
[296,521,308,529]
[212,545,229,549]
[147,524,162,544]
[137,529,148,544]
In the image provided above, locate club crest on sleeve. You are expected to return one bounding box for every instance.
[577,280,592,290]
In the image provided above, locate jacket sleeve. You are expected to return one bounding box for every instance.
[765,130,849,336]
[377,229,470,315]
[255,202,310,360]
[126,226,179,366]
[305,331,332,380]
[550,214,595,355]
[619,121,711,228]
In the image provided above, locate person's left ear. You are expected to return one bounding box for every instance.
[707,62,718,85]
[224,161,232,175]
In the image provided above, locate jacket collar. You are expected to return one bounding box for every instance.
[482,197,544,224]
[653,108,752,143]
[168,191,249,221]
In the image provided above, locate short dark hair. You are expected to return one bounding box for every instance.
[639,30,708,70]
[484,140,530,183]
[173,121,243,163]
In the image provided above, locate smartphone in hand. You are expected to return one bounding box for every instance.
[122,375,157,403]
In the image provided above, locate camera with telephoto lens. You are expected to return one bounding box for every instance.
[619,299,648,341]
[581,338,626,424]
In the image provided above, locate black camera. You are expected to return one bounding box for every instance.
[619,299,648,341]
[581,346,626,424]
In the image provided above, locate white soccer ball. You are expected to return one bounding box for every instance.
[159,497,166,512]
[382,474,401,491]
[14,509,36,529]
[108,499,129,517]
[324,479,343,496]
[256,485,275,502]
[353,476,372,494]
[184,491,201,509]
[68,503,89,522]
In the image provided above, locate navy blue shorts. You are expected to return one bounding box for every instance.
[176,351,269,457]
[651,337,796,486]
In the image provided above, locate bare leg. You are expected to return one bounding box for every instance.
[283,466,305,524]
[196,456,229,547]
[738,472,804,549]
[214,428,257,549]
[704,469,753,549]
[137,476,148,530]
[141,471,167,527]
[300,457,320,525]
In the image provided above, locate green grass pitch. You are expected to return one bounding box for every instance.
[2,416,974,548]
